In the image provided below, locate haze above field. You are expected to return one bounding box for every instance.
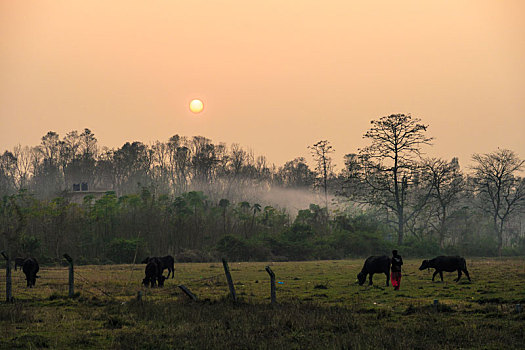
[1,1,524,167]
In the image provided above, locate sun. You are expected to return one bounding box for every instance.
[189,99,204,113]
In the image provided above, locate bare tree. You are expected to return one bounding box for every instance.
[309,140,334,208]
[472,149,525,255]
[423,157,465,248]
[359,114,433,245]
[12,145,33,190]
[166,135,192,194]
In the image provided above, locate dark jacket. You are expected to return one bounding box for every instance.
[391,255,403,272]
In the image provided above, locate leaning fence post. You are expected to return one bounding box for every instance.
[1,251,13,302]
[265,266,276,304]
[63,254,74,298]
[222,258,237,302]
[178,285,198,301]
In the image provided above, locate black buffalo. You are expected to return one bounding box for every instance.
[22,258,40,287]
[14,257,25,271]
[142,260,164,288]
[419,256,471,282]
[157,275,167,287]
[357,255,391,286]
[141,255,175,279]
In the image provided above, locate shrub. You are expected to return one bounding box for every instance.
[454,236,498,257]
[215,235,270,261]
[175,249,215,263]
[400,237,441,257]
[107,238,148,264]
[263,236,315,261]
[332,229,392,258]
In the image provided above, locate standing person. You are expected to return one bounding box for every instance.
[391,250,403,290]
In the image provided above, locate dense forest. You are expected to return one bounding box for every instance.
[1,114,524,264]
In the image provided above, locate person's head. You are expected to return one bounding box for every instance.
[392,250,398,256]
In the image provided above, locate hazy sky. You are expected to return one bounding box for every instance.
[1,1,524,169]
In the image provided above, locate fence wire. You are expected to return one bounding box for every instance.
[1,264,229,301]
[0,266,117,300]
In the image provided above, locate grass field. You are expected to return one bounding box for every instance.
[1,258,524,349]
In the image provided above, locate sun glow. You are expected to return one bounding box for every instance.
[189,99,204,113]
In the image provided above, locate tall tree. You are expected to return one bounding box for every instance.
[278,157,315,188]
[62,130,98,190]
[0,192,28,256]
[39,131,61,166]
[191,136,221,186]
[359,114,433,245]
[338,153,363,197]
[32,131,63,197]
[165,135,192,194]
[422,157,465,248]
[309,140,334,208]
[219,198,230,234]
[0,151,17,196]
[79,128,98,157]
[472,149,525,255]
[113,142,149,194]
[250,203,261,235]
[12,145,33,190]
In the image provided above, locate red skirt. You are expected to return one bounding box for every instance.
[391,271,402,289]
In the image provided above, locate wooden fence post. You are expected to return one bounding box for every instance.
[178,285,198,301]
[1,251,13,302]
[63,254,74,298]
[265,266,276,304]
[222,258,237,302]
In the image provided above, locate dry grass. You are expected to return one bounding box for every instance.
[1,257,524,349]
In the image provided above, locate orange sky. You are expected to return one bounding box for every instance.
[1,1,524,169]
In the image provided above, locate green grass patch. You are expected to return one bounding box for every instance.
[0,257,524,349]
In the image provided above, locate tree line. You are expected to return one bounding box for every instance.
[1,114,524,263]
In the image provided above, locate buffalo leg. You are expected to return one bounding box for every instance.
[455,270,462,282]
[439,271,444,282]
[385,272,390,286]
[463,268,471,281]
[369,273,374,285]
[432,270,439,281]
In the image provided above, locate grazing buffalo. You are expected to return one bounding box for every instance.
[357,255,391,286]
[157,275,166,287]
[142,260,163,288]
[14,257,25,271]
[419,256,471,282]
[141,255,175,279]
[22,258,40,288]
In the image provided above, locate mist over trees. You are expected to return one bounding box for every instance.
[1,117,524,264]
